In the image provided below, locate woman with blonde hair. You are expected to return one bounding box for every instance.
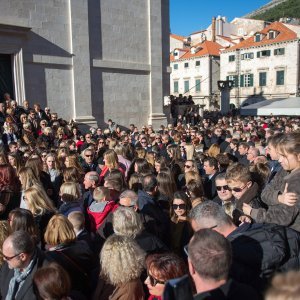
[45,214,95,297]
[100,150,125,185]
[7,152,23,175]
[57,147,70,169]
[24,185,56,241]
[64,153,84,177]
[207,143,221,158]
[58,182,82,216]
[94,234,145,300]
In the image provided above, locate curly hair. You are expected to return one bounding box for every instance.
[100,234,145,285]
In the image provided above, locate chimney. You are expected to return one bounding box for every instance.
[212,17,216,42]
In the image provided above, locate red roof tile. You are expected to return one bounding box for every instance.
[170,33,185,41]
[224,22,297,52]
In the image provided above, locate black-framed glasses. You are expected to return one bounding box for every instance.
[172,204,186,210]
[147,273,165,286]
[216,185,230,191]
[2,252,21,261]
[184,165,192,169]
[85,155,93,158]
[229,184,248,193]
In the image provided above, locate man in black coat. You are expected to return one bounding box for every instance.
[189,201,300,292]
[203,157,219,200]
[0,231,49,300]
[189,229,260,300]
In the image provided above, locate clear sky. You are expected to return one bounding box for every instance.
[170,0,270,36]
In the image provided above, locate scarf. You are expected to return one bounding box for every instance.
[5,251,37,300]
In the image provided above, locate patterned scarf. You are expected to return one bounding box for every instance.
[5,251,37,300]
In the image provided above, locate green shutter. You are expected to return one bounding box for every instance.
[234,75,238,87]
[226,76,229,81]
[249,74,254,87]
[267,50,271,56]
[240,75,244,87]
[257,51,260,58]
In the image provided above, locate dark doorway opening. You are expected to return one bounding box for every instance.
[0,54,14,102]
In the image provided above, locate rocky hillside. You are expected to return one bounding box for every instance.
[245,0,300,21]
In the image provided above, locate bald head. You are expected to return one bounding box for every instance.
[83,171,99,189]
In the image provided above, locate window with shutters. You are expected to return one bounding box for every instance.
[241,52,254,60]
[184,62,189,68]
[255,34,261,42]
[257,50,271,58]
[174,81,179,93]
[184,80,189,93]
[259,72,267,87]
[227,75,238,87]
[195,79,201,92]
[244,74,253,87]
[276,70,284,85]
[195,60,200,67]
[274,48,285,56]
[229,55,235,62]
[173,64,178,70]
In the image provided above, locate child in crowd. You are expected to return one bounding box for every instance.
[87,186,118,232]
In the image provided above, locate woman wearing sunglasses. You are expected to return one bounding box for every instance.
[144,252,187,300]
[170,191,193,258]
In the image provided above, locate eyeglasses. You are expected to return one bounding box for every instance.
[2,252,21,261]
[86,136,91,138]
[147,273,165,286]
[216,185,230,191]
[85,155,93,157]
[141,141,147,144]
[228,184,248,193]
[172,204,186,210]
[184,165,192,168]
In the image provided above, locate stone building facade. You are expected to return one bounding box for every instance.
[0,0,169,128]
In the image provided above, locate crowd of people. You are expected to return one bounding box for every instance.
[0,92,300,300]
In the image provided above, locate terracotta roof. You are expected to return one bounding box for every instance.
[224,22,298,51]
[170,33,185,41]
[170,41,222,61]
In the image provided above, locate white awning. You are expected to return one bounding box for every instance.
[240,97,300,116]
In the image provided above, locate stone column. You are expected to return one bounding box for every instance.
[147,0,167,129]
[69,0,97,127]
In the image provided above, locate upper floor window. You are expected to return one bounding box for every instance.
[255,34,261,42]
[257,50,271,58]
[195,60,200,67]
[229,55,235,62]
[184,62,189,68]
[268,30,278,39]
[173,64,178,70]
[276,70,285,85]
[241,53,254,60]
[274,48,285,56]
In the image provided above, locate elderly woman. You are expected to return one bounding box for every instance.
[94,234,145,300]
[113,206,167,254]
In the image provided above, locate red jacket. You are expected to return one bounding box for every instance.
[87,200,118,232]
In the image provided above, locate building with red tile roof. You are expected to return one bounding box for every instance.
[220,21,300,107]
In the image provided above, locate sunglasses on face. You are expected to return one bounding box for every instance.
[216,185,230,191]
[85,155,93,158]
[185,165,192,169]
[147,273,165,286]
[173,204,186,210]
[228,184,248,193]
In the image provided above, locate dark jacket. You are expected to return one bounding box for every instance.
[194,278,261,300]
[138,190,170,244]
[227,222,300,291]
[46,240,96,296]
[203,172,218,200]
[58,201,83,216]
[0,248,49,300]
[232,182,266,225]
[135,230,168,254]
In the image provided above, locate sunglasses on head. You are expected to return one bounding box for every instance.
[173,204,186,210]
[216,185,230,191]
[147,273,165,286]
